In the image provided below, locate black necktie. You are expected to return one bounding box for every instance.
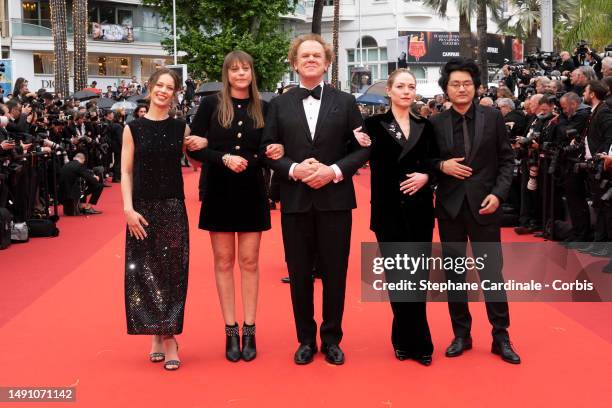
[298,85,322,100]
[462,115,471,159]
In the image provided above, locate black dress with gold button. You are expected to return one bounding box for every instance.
[188,95,271,232]
[124,117,189,335]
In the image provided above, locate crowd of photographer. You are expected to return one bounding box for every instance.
[0,76,158,249]
[479,43,612,272]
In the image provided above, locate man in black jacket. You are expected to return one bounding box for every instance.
[261,34,370,365]
[558,92,593,244]
[581,81,612,257]
[58,153,103,215]
[430,58,520,364]
[103,110,123,182]
[559,51,576,77]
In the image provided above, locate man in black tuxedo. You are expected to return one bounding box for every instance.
[430,58,521,364]
[261,34,370,365]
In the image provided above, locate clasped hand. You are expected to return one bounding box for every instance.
[294,158,335,189]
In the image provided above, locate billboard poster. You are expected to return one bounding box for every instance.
[0,59,13,98]
[92,23,134,42]
[392,31,523,67]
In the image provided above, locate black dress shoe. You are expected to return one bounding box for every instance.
[492,339,521,364]
[225,323,241,362]
[294,343,317,365]
[241,323,256,362]
[513,226,531,235]
[415,355,432,366]
[395,350,432,366]
[81,207,102,215]
[445,337,472,357]
[321,343,345,365]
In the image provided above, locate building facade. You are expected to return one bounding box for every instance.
[4,0,173,92]
[281,0,515,95]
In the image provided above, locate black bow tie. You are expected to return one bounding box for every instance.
[298,85,322,100]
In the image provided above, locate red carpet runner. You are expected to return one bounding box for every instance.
[0,168,610,407]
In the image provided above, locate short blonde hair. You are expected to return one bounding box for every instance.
[288,34,334,70]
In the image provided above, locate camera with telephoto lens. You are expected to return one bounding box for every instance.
[576,40,590,58]
[574,156,605,180]
[516,131,540,148]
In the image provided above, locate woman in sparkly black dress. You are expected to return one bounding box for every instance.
[188,51,283,362]
[121,68,202,371]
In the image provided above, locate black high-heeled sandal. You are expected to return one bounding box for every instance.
[162,336,180,371]
[149,336,165,362]
[149,352,165,363]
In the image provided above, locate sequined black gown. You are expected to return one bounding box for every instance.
[125,117,189,335]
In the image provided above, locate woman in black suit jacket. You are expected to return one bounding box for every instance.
[360,69,438,365]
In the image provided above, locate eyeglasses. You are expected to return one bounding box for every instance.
[448,82,475,89]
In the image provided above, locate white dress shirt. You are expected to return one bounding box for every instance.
[289,81,343,183]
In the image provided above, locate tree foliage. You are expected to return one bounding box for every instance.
[142,0,298,90]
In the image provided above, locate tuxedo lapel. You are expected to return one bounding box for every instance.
[469,105,485,163]
[399,116,425,161]
[291,89,314,144]
[313,84,337,142]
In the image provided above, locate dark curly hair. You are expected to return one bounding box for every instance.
[438,58,481,94]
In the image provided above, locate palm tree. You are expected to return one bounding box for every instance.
[495,0,577,54]
[72,0,88,91]
[50,0,70,97]
[312,0,324,34]
[561,0,611,51]
[476,0,488,85]
[423,0,474,58]
[424,0,501,83]
[331,0,339,87]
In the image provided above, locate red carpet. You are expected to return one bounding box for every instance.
[0,168,610,407]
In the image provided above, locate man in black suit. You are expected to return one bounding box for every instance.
[430,58,521,364]
[58,153,103,215]
[261,34,370,365]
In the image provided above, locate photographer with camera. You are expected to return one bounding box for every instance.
[554,92,593,244]
[58,152,103,216]
[102,110,123,183]
[559,51,576,77]
[572,80,612,255]
[568,67,598,96]
[11,78,37,104]
[514,94,558,235]
[573,42,603,79]
[0,107,14,208]
[497,98,527,141]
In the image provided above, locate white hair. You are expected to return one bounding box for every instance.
[496,97,515,110]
